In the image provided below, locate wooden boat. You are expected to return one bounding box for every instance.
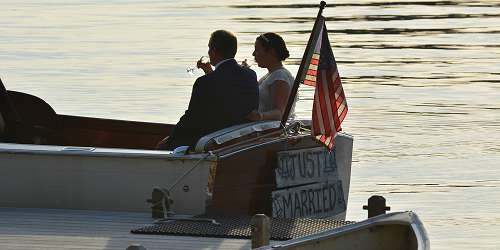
[0,78,353,219]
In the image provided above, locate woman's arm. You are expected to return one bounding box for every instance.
[247,80,290,121]
[264,80,290,120]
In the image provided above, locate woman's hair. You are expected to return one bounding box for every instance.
[256,32,290,61]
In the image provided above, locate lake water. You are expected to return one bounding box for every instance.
[1,0,499,249]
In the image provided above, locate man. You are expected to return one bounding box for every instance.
[159,30,259,150]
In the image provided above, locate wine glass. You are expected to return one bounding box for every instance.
[241,58,252,68]
[186,56,210,76]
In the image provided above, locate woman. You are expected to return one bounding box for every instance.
[247,32,295,122]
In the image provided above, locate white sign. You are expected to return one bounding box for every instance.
[275,147,338,188]
[272,180,346,218]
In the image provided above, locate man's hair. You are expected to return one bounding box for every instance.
[209,30,237,58]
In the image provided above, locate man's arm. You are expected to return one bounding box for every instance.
[162,77,209,149]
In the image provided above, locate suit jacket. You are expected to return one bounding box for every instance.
[164,59,258,150]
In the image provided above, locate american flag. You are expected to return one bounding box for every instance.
[303,17,348,150]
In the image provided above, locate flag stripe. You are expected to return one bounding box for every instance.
[329,69,342,131]
[322,70,337,134]
[305,74,316,81]
[307,69,317,76]
[313,87,326,134]
[304,80,316,86]
[316,76,331,135]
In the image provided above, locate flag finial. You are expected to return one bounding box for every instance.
[319,2,327,15]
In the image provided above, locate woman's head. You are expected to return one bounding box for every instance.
[253,32,290,68]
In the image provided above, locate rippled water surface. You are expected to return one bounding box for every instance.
[1,0,500,249]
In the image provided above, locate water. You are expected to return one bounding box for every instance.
[1,0,499,249]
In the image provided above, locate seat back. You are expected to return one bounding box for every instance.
[194,120,281,153]
[0,78,21,141]
[0,112,5,138]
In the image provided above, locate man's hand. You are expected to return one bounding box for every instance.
[246,110,263,121]
[197,57,213,74]
[241,59,251,68]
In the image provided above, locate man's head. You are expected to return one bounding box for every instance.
[208,30,237,66]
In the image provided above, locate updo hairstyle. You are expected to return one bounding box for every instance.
[256,32,290,61]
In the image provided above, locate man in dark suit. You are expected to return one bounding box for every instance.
[158,30,259,150]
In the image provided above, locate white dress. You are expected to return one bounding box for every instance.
[258,67,296,120]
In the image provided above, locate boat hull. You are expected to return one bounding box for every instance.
[257,211,430,250]
[210,133,352,219]
[1,86,353,219]
[0,143,212,215]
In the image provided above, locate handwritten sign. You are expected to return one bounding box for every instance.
[272,180,346,218]
[272,146,347,218]
[275,147,338,188]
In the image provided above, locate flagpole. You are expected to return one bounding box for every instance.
[281,1,327,126]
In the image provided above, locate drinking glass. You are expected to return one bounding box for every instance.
[186,56,209,76]
[241,58,252,68]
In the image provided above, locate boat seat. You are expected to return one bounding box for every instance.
[0,78,60,144]
[194,120,281,153]
[0,112,5,140]
[0,78,21,142]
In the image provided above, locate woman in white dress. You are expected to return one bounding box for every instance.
[247,32,296,122]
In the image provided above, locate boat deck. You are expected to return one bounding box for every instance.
[0,207,250,250]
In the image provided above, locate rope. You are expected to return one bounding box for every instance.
[167,151,215,193]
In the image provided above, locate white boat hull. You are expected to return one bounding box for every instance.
[0,143,212,215]
[257,211,430,250]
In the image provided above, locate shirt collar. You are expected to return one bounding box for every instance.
[214,58,234,70]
